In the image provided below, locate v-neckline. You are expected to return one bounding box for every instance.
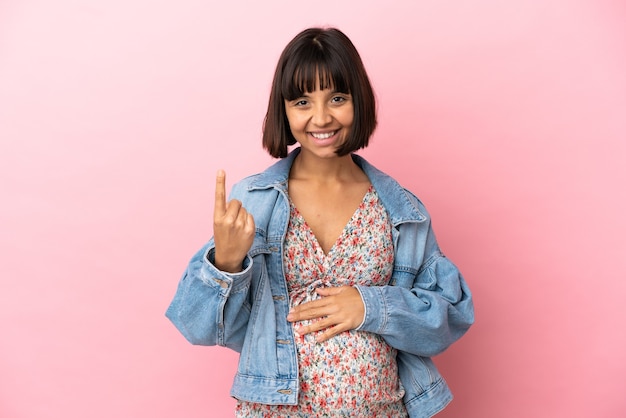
[288,185,373,258]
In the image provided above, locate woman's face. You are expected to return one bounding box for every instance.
[284,86,354,159]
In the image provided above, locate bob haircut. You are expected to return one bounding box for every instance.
[262,27,377,158]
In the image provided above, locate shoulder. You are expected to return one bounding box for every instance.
[399,188,431,218]
[354,154,429,222]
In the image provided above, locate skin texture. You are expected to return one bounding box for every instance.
[213,170,255,273]
[214,86,367,342]
[283,87,354,162]
[283,87,368,342]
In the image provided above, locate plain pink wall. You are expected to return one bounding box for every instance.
[1,0,625,417]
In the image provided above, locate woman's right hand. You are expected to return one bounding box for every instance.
[212,170,255,273]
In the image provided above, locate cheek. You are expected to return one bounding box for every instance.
[286,114,306,132]
[342,105,355,126]
[284,118,301,139]
[284,108,296,126]
[343,111,355,128]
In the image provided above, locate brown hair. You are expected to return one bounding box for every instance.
[262,27,377,158]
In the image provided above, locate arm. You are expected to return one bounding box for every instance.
[165,170,256,352]
[356,222,474,357]
[287,240,473,356]
[165,243,253,351]
[285,189,473,355]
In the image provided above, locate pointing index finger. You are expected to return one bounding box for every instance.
[214,169,227,215]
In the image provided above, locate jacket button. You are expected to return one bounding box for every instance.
[277,389,292,395]
[269,246,279,252]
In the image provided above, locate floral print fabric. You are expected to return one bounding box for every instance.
[236,186,408,417]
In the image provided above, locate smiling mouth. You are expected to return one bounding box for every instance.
[310,131,336,139]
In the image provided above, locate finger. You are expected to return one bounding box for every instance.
[316,325,346,342]
[214,169,227,216]
[310,317,336,332]
[244,212,256,235]
[222,199,243,223]
[294,317,333,336]
[287,299,330,322]
[295,319,347,342]
[294,295,332,312]
[233,205,252,231]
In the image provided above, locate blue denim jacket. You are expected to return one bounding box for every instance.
[166,148,474,418]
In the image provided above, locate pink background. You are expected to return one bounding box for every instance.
[1,0,625,417]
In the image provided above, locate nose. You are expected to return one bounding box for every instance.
[311,103,332,126]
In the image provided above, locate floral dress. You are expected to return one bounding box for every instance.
[236,186,408,417]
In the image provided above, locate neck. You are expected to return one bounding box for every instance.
[290,148,364,183]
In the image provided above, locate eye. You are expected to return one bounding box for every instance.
[331,95,349,104]
[293,99,308,106]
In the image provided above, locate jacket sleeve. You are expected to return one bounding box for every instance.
[355,217,474,358]
[165,241,254,352]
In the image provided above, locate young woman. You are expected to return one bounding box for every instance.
[166,27,474,418]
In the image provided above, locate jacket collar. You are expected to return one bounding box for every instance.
[247,147,426,225]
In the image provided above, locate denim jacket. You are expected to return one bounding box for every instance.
[166,148,474,418]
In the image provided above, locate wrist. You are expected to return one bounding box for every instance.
[216,261,244,273]
[205,248,242,273]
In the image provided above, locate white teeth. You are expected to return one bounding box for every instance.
[311,131,335,139]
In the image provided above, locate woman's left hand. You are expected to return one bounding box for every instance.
[286,286,364,343]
